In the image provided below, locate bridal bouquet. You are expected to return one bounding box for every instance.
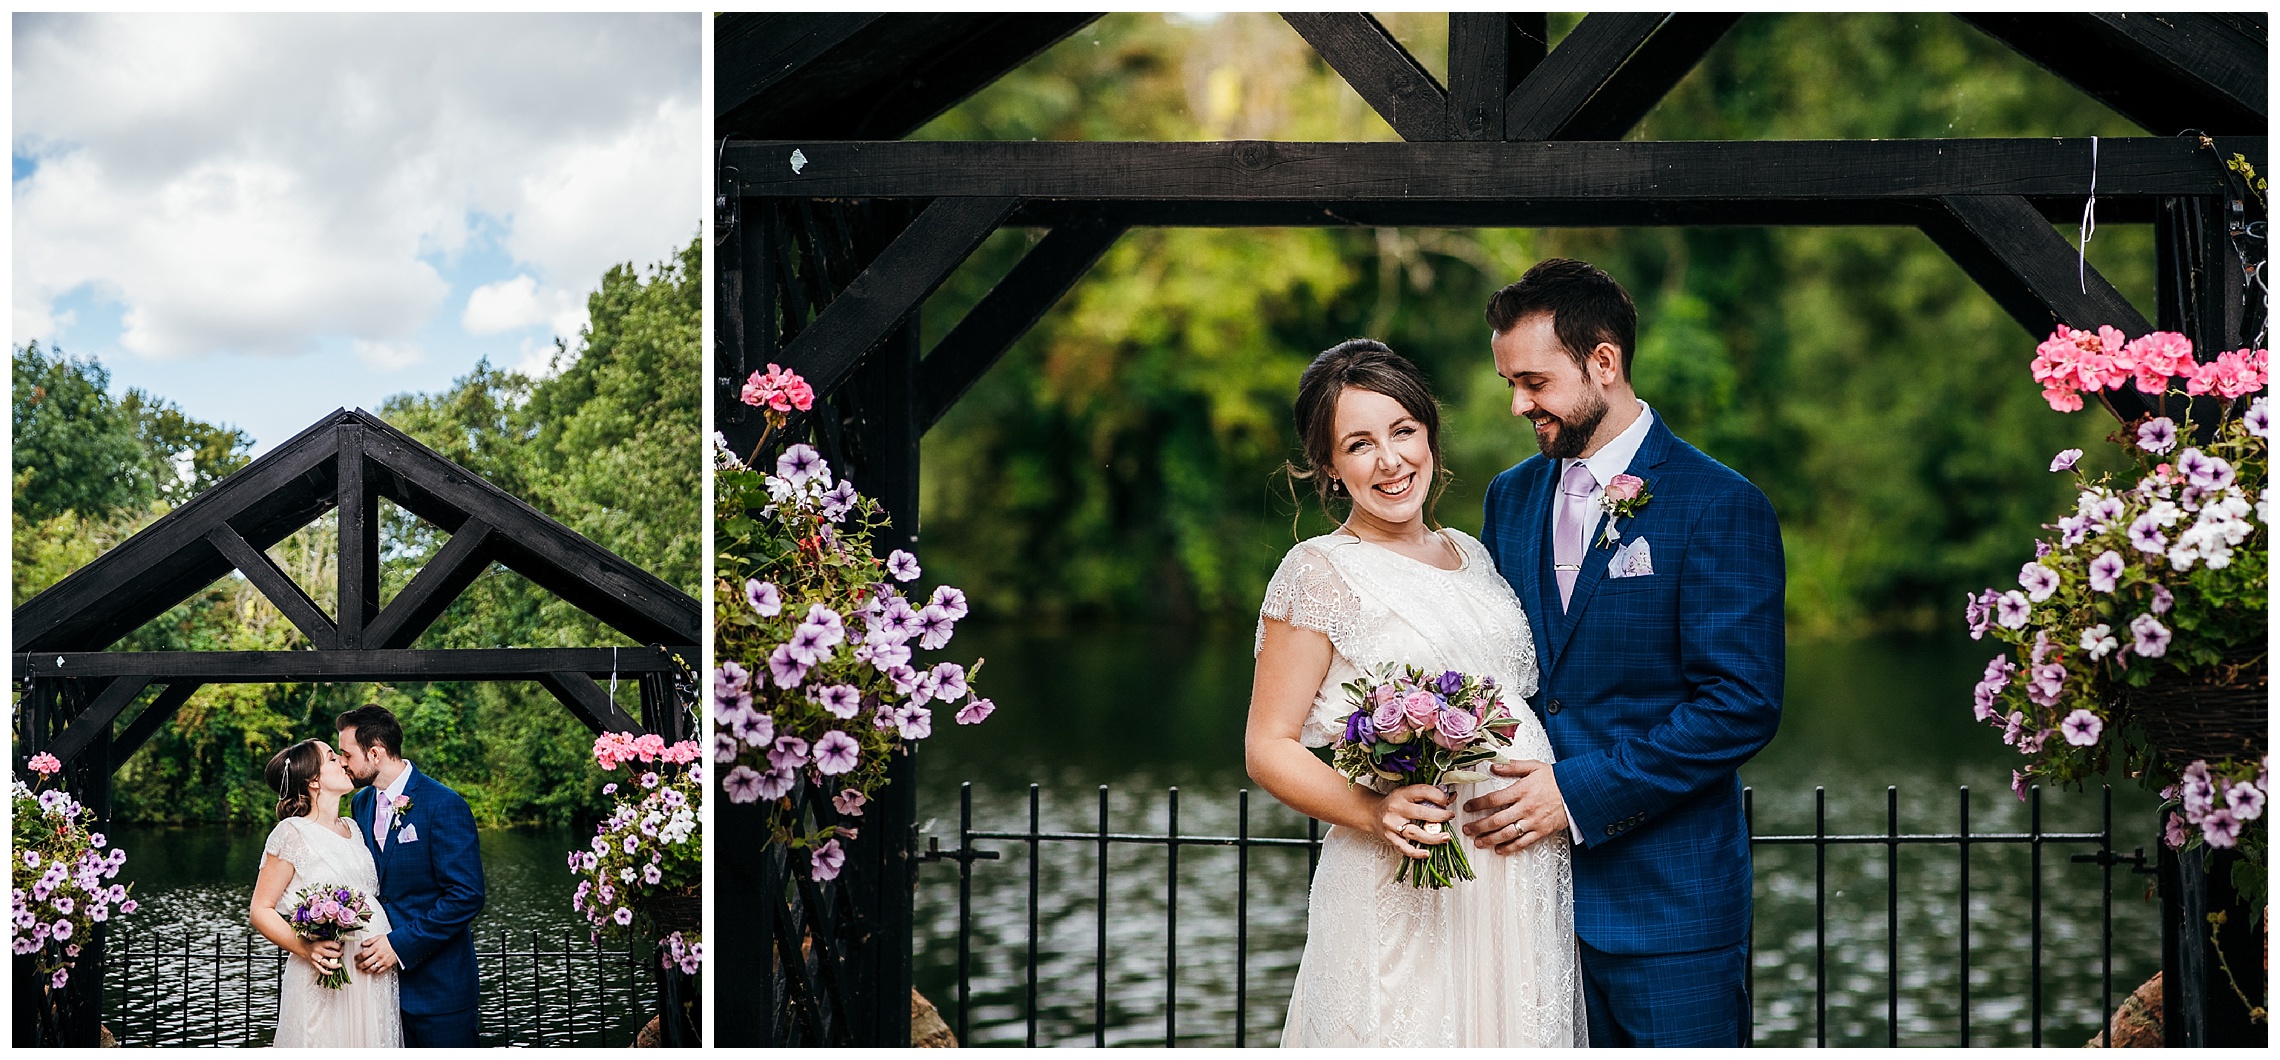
[285,883,377,989]
[714,364,994,882]
[10,753,137,990]
[1332,664,1527,888]
[1969,325,2267,907]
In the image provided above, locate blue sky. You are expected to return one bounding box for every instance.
[13,13,703,453]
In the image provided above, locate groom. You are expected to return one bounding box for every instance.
[1465,259,1784,1047]
[338,704,487,1047]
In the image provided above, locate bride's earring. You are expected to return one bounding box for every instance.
[1331,478,1345,495]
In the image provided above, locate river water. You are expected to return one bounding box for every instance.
[95,823,651,1047]
[912,622,2163,1048]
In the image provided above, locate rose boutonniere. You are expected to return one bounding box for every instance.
[390,795,413,828]
[1596,474,1652,549]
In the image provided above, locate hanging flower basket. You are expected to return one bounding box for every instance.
[641,888,702,937]
[2118,646,2268,767]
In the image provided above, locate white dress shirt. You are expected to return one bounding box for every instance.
[1545,399,1656,557]
[372,761,415,850]
[1542,400,1652,846]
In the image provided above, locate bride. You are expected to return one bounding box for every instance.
[1248,339,1584,1047]
[251,739,403,1047]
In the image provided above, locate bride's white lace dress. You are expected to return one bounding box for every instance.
[1259,529,1586,1047]
[262,816,402,1048]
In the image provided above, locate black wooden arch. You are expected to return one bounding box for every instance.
[716,12,2265,1047]
[13,407,701,1046]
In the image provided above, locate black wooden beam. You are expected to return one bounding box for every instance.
[1555,13,1743,141]
[13,413,342,653]
[1922,193,2159,422]
[769,195,1019,406]
[44,677,151,767]
[534,671,644,735]
[920,219,1126,431]
[355,419,699,647]
[110,682,201,764]
[363,518,495,651]
[717,13,1099,140]
[16,649,680,683]
[1004,196,2165,229]
[1282,13,1447,141]
[1446,13,1511,141]
[1962,14,2265,136]
[336,426,378,649]
[1504,13,1666,141]
[205,524,339,649]
[728,137,2242,203]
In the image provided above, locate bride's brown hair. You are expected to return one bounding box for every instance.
[266,740,326,821]
[1284,338,1451,527]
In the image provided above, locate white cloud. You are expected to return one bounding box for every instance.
[12,13,701,361]
[463,274,587,341]
[352,339,426,372]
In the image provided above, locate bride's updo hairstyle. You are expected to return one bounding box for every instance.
[1286,338,1451,525]
[266,740,325,821]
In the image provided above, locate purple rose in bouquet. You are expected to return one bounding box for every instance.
[1330,663,1526,888]
[285,883,376,989]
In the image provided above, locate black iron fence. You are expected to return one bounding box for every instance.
[923,781,2151,1048]
[98,927,653,1047]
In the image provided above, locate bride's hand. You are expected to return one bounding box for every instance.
[306,939,343,974]
[1377,784,1454,859]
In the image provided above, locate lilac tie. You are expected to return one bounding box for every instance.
[1554,461,1598,611]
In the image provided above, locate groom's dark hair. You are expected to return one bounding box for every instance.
[337,704,404,760]
[1485,258,1637,379]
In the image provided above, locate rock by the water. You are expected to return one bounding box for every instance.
[913,987,957,1047]
[2084,972,2161,1047]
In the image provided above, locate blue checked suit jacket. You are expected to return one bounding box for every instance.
[352,765,486,1015]
[1482,415,1784,956]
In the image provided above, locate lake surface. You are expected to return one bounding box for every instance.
[95,823,652,1047]
[912,622,2163,1048]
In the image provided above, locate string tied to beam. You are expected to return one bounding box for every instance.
[2078,135,2098,294]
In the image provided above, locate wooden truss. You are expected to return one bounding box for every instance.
[714,11,2267,1048]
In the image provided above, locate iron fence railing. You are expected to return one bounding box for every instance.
[923,782,2148,1048]
[98,927,651,1047]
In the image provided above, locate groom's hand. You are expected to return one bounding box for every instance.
[1462,760,1569,855]
[357,932,399,975]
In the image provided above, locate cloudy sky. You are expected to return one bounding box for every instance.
[13,13,703,452]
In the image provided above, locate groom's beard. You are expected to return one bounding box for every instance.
[1532,389,1609,460]
[349,771,376,790]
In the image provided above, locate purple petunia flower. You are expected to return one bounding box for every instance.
[833,789,868,816]
[893,705,934,741]
[2079,623,2118,660]
[2017,561,2060,603]
[640,772,660,790]
[768,735,810,771]
[89,834,105,849]
[714,661,752,702]
[883,664,920,696]
[868,597,920,643]
[1994,590,2032,630]
[2084,495,2126,530]
[2181,761,2216,815]
[2012,770,2031,803]
[643,864,663,885]
[2199,809,2242,848]
[50,968,66,989]
[602,783,619,796]
[803,603,845,642]
[2060,709,2104,747]
[119,899,137,915]
[2226,782,2265,822]
[814,684,862,719]
[913,605,956,651]
[812,730,862,775]
[2246,397,2269,439]
[955,698,996,725]
[776,444,826,486]
[811,839,847,881]
[866,641,912,670]
[2150,583,2174,614]
[746,579,782,617]
[1964,590,1995,640]
[2137,417,2177,453]
[2126,513,2167,553]
[820,480,859,522]
[784,624,834,667]
[51,896,72,916]
[768,644,809,689]
[2049,448,2082,472]
[714,732,740,764]
[52,920,72,941]
[2086,550,2125,593]
[757,765,798,800]
[886,550,921,582]
[928,585,970,621]
[2054,514,2091,549]
[2129,613,2171,657]
[2176,448,2235,491]
[929,663,967,702]
[738,710,776,748]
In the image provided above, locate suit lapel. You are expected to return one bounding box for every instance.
[377,764,422,872]
[1510,460,1556,679]
[351,786,384,886]
[1546,417,1676,668]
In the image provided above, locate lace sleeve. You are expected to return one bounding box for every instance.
[1256,541,1362,655]
[262,818,312,871]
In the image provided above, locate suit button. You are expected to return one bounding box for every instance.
[1547,699,1562,715]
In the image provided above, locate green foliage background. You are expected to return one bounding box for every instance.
[13,237,700,827]
[912,12,2157,636]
